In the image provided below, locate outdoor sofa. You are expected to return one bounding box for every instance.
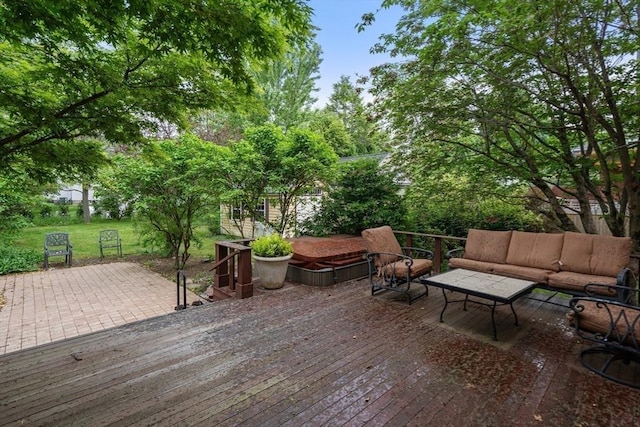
[447,229,634,303]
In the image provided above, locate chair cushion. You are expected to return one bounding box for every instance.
[547,271,618,296]
[385,258,433,278]
[491,264,552,283]
[505,231,564,271]
[361,226,403,267]
[567,300,640,345]
[463,229,512,264]
[448,258,496,274]
[559,232,631,277]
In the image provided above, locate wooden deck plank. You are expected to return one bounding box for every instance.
[1,278,640,426]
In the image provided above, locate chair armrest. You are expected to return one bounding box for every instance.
[584,282,638,305]
[401,247,434,260]
[445,247,464,259]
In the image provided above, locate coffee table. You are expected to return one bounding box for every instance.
[424,269,538,340]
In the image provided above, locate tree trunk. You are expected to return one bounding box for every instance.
[82,183,91,224]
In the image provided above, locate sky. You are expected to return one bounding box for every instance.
[309,0,405,107]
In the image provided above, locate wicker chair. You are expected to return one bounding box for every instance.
[361,226,433,304]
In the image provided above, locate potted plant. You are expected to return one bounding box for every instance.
[250,233,294,289]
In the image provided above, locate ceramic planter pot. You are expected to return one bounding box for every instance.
[253,254,293,289]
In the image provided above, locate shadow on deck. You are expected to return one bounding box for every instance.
[1,279,639,426]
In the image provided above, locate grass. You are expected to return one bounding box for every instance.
[12,217,228,261]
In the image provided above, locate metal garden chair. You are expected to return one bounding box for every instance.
[44,232,73,268]
[99,229,123,258]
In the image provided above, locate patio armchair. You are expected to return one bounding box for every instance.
[361,226,433,304]
[99,229,123,258]
[567,284,640,389]
[44,232,73,268]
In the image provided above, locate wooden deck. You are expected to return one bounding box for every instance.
[1,279,640,426]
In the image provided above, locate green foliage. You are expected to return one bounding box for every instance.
[306,111,356,157]
[250,42,322,130]
[0,247,41,275]
[368,0,639,239]
[219,124,338,236]
[250,233,293,257]
[106,134,223,269]
[302,158,406,236]
[0,0,313,180]
[325,76,388,154]
[404,173,543,239]
[0,166,45,241]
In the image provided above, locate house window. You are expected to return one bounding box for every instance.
[255,199,266,220]
[231,204,242,220]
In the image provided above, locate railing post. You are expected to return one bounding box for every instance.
[214,243,230,289]
[434,237,442,273]
[236,249,253,299]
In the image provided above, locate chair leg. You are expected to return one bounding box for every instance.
[44,254,48,269]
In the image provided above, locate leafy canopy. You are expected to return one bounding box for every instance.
[0,0,313,175]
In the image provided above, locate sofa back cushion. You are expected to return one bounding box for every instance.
[361,226,403,268]
[505,231,564,271]
[559,232,632,277]
[463,229,512,264]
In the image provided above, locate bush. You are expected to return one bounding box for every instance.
[0,247,41,275]
[250,233,293,257]
[301,158,407,236]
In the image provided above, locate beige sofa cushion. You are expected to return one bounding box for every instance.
[362,226,403,268]
[491,264,553,283]
[463,229,512,264]
[505,231,564,271]
[559,232,631,277]
[448,258,496,274]
[547,271,618,296]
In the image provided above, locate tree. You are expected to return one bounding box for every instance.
[306,110,357,157]
[368,0,640,246]
[326,75,388,154]
[0,0,312,178]
[103,135,223,269]
[250,42,322,130]
[218,124,337,236]
[271,127,338,234]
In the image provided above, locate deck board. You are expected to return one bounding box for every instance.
[1,279,639,426]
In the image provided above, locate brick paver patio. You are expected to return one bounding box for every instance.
[0,262,200,354]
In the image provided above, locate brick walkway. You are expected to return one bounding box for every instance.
[0,262,200,355]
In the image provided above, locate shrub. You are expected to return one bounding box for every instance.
[0,247,41,275]
[250,233,293,257]
[301,158,407,236]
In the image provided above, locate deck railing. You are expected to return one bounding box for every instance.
[395,230,467,274]
[209,239,253,300]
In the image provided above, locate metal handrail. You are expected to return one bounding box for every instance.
[175,270,188,310]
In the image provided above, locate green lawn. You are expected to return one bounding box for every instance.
[13,218,225,261]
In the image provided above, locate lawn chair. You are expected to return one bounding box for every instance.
[361,225,433,304]
[44,232,73,268]
[99,229,123,258]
